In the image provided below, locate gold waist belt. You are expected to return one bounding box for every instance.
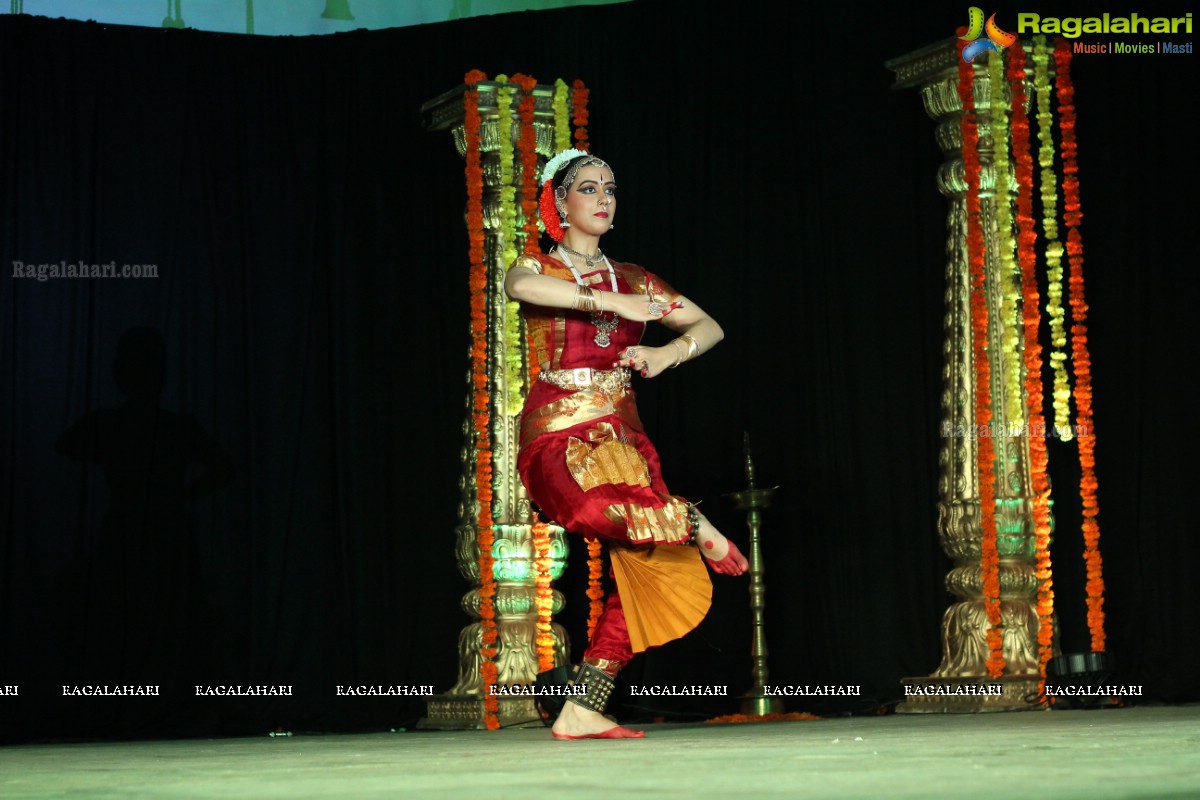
[538,367,631,394]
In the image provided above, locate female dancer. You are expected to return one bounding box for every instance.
[505,150,747,740]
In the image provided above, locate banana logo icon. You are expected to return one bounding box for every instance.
[959,6,985,40]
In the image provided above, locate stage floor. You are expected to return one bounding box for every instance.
[2,705,1197,799]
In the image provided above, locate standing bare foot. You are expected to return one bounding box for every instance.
[551,701,644,740]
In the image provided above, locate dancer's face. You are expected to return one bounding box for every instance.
[563,164,616,237]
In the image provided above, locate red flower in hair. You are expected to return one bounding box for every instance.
[539,179,565,242]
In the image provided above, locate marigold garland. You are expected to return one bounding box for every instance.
[494,78,526,417]
[1032,36,1073,440]
[505,73,559,677]
[1007,40,1055,700]
[511,73,541,253]
[1054,38,1106,653]
[957,45,1005,678]
[532,521,556,673]
[552,79,572,153]
[987,51,1025,430]
[586,537,605,641]
[464,69,500,729]
[572,79,589,152]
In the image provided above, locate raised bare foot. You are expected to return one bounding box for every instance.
[693,512,749,575]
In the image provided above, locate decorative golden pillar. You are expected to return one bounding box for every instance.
[418,81,570,728]
[886,41,1056,712]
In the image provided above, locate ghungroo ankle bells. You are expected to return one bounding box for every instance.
[567,661,617,715]
[686,504,702,543]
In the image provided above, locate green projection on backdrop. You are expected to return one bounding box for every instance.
[3,0,628,36]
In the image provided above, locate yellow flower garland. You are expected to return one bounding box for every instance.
[553,79,572,153]
[494,77,525,416]
[988,51,1025,430]
[1032,36,1073,440]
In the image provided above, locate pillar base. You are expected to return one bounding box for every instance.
[417,694,546,730]
[897,676,1044,713]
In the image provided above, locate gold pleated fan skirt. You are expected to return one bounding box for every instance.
[608,544,712,653]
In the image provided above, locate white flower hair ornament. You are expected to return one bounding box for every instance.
[541,148,590,185]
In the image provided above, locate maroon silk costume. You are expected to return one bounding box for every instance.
[515,252,711,661]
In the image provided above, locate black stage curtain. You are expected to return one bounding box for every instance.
[2,1,1197,742]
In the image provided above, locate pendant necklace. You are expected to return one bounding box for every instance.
[557,245,619,347]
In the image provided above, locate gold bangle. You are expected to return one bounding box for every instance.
[669,339,686,368]
[573,286,596,312]
[680,333,699,360]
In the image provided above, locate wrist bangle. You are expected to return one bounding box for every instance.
[670,334,699,367]
[670,339,686,368]
[680,334,699,361]
[573,286,597,313]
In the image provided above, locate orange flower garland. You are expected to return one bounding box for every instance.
[957,45,1005,678]
[586,537,605,641]
[572,79,589,152]
[532,521,556,673]
[1054,39,1106,653]
[464,69,501,729]
[511,73,541,252]
[1007,41,1055,699]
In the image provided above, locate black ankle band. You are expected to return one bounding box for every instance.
[566,662,616,715]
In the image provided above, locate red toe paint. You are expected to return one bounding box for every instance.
[703,540,748,576]
[553,725,645,740]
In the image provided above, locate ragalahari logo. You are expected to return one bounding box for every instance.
[958,7,1018,62]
